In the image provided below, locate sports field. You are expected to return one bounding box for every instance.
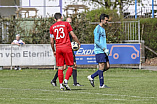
[0,68,156,104]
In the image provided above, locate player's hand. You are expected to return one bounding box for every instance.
[53,51,56,57]
[78,44,81,50]
[104,49,109,56]
[17,44,20,46]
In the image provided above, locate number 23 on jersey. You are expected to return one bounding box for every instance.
[54,28,65,39]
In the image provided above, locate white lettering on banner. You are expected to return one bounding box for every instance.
[87,61,96,63]
[23,51,51,57]
[87,58,96,60]
[0,51,51,58]
[76,48,94,55]
[0,44,56,66]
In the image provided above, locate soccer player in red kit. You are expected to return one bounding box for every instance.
[50,13,81,90]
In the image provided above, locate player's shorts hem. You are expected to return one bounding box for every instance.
[95,53,109,63]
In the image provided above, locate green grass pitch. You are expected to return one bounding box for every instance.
[0,68,157,104]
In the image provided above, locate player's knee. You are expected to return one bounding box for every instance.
[104,66,110,72]
[106,66,110,70]
[106,64,110,69]
[67,65,73,68]
[63,65,66,70]
[99,63,105,70]
[99,65,105,71]
[74,64,77,69]
[105,62,110,70]
[58,66,64,70]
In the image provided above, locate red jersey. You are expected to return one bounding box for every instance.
[50,21,73,48]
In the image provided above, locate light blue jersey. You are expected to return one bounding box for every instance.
[94,25,107,54]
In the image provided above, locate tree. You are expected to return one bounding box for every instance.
[70,0,142,16]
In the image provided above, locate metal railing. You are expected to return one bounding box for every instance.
[123,20,140,43]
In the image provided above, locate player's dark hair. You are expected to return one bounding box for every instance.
[100,14,109,22]
[54,13,62,20]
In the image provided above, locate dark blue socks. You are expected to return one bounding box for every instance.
[91,70,99,79]
[98,70,104,86]
[91,70,104,86]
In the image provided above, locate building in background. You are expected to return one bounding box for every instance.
[0,0,20,18]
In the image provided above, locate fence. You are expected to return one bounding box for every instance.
[0,18,55,44]
[122,20,140,43]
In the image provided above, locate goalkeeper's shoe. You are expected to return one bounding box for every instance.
[99,84,110,88]
[73,83,84,86]
[87,75,95,87]
[63,82,71,90]
[51,80,57,87]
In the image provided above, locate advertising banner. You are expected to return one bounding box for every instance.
[0,44,55,66]
[75,44,140,65]
[0,44,140,66]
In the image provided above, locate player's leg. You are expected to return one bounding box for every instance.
[56,49,65,90]
[100,57,110,88]
[88,53,109,88]
[103,57,110,72]
[98,62,105,87]
[72,62,77,85]
[72,62,83,86]
[87,53,103,87]
[87,63,104,87]
[51,70,58,86]
[63,65,73,90]
[71,51,77,85]
[51,64,66,87]
[63,64,67,70]
[58,66,64,90]
[62,49,74,90]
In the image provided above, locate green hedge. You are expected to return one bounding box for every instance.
[140,18,157,58]
[2,9,157,59]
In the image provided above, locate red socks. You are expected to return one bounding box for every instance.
[58,67,73,84]
[65,67,73,80]
[58,70,63,84]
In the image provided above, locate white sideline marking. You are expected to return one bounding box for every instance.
[0,87,156,100]
[0,97,127,101]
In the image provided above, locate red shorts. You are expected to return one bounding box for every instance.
[56,47,74,66]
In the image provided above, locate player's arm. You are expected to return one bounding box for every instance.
[50,34,56,57]
[50,36,55,52]
[70,31,80,47]
[49,27,56,56]
[67,23,81,48]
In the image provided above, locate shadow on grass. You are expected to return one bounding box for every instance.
[71,88,87,91]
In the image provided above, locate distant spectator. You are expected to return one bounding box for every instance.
[11,34,25,70]
[11,34,25,46]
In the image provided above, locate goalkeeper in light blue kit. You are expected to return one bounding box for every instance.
[87,14,110,88]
